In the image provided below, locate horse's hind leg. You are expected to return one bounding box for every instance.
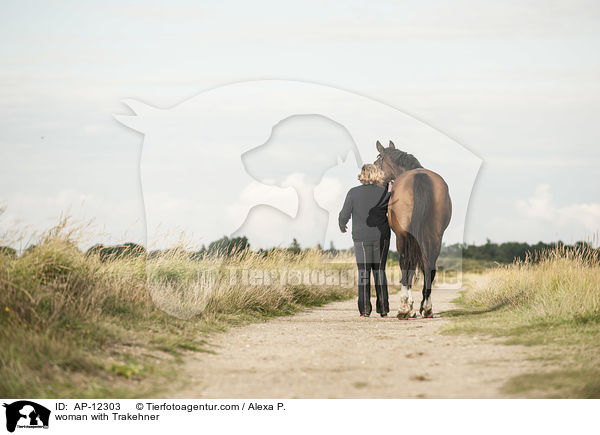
[397,234,416,319]
[421,239,442,318]
[398,267,416,319]
[420,267,436,318]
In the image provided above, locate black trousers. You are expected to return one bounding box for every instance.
[353,237,390,315]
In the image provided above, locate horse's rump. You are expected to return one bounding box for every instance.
[388,169,451,272]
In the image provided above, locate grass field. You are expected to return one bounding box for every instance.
[3,217,598,398]
[444,243,600,398]
[0,220,356,398]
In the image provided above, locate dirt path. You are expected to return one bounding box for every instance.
[170,287,538,398]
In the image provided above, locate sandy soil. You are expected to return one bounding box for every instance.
[170,287,538,398]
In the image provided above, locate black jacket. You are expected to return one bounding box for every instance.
[338,183,391,242]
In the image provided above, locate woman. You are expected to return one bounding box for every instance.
[338,164,391,317]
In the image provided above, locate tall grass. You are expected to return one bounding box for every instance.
[459,244,600,324]
[447,243,600,398]
[0,219,355,398]
[145,243,355,319]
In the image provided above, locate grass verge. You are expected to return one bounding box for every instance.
[0,220,356,398]
[443,244,600,398]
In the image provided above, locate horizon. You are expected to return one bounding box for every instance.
[1,219,597,254]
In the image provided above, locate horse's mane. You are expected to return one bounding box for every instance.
[388,149,423,171]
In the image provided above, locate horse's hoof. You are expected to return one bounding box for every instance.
[397,303,413,320]
[397,311,408,319]
[397,308,417,319]
[422,309,434,318]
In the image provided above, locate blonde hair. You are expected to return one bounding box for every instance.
[358,164,384,185]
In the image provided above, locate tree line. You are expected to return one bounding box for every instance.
[440,239,597,263]
[1,237,596,264]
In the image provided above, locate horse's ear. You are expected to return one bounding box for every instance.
[376,140,385,153]
[389,140,396,149]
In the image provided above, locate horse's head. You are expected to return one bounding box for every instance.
[374,140,422,182]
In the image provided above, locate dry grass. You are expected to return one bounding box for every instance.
[0,219,355,398]
[458,245,599,322]
[445,243,600,398]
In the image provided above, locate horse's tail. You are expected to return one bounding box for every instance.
[408,173,434,272]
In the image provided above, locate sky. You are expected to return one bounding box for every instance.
[1,0,599,250]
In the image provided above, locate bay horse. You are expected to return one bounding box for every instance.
[374,141,452,318]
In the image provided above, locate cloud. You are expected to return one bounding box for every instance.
[516,183,600,234]
[144,1,600,42]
